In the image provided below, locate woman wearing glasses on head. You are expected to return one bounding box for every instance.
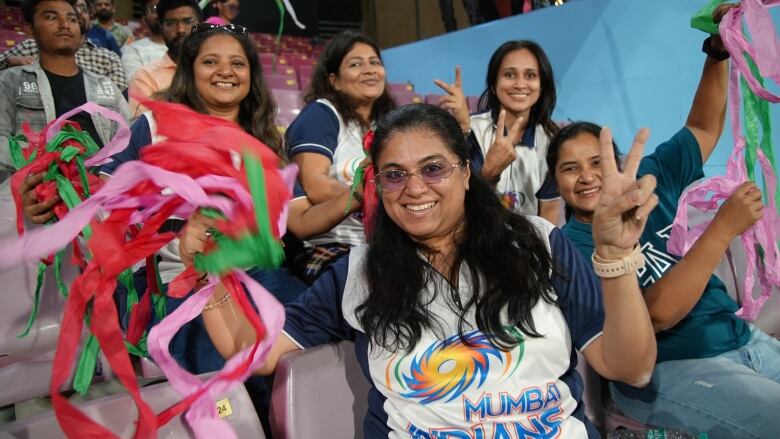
[204,0,239,25]
[285,30,396,283]
[104,22,370,368]
[103,23,300,373]
[181,104,657,437]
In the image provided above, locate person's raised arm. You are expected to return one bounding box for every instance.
[582,127,657,386]
[685,3,735,163]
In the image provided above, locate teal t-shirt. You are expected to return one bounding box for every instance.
[562,127,750,363]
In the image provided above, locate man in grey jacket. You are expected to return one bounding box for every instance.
[0,0,130,186]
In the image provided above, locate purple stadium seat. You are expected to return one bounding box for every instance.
[424,93,444,105]
[296,63,315,80]
[467,95,480,113]
[259,52,289,67]
[0,373,265,438]
[0,30,27,49]
[265,74,299,91]
[271,88,303,130]
[262,64,296,78]
[271,88,303,110]
[270,341,370,439]
[0,192,91,407]
[392,91,423,106]
[387,82,414,94]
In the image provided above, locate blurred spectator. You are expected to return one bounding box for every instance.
[93,0,133,47]
[439,0,499,32]
[80,0,120,55]
[511,0,567,14]
[203,0,239,25]
[128,0,200,117]
[122,0,167,80]
[439,0,473,32]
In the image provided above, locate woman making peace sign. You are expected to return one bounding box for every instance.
[181,104,656,437]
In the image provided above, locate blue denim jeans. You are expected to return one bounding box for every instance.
[610,325,780,439]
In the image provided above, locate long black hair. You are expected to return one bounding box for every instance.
[166,28,283,155]
[357,104,556,352]
[302,30,395,130]
[546,121,622,220]
[478,40,559,139]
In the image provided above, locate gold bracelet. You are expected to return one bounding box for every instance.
[591,244,645,278]
[203,293,231,311]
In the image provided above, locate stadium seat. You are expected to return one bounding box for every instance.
[576,352,605,430]
[467,95,480,113]
[392,91,423,106]
[0,193,82,407]
[271,88,303,130]
[0,30,27,48]
[424,93,444,105]
[271,88,303,110]
[387,82,414,94]
[259,52,289,67]
[265,74,299,91]
[262,64,296,78]
[0,374,265,438]
[269,341,370,439]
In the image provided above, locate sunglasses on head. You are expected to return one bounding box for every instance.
[191,22,248,36]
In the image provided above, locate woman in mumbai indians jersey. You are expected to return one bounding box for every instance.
[181,104,657,438]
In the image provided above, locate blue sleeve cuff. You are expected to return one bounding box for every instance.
[282,256,354,347]
[286,102,340,161]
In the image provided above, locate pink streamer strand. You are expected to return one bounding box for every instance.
[42,102,132,167]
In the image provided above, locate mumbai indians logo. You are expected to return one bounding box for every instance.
[500,192,526,210]
[385,329,524,404]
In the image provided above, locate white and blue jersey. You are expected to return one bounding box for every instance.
[283,217,605,438]
[286,98,369,247]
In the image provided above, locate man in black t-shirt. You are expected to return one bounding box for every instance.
[0,0,129,219]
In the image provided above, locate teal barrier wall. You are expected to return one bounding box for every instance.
[382,0,780,178]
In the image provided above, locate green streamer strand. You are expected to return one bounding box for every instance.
[8,133,33,169]
[740,56,778,210]
[152,259,167,322]
[690,0,726,34]
[73,334,100,395]
[345,164,365,214]
[16,261,47,339]
[53,249,69,297]
[194,153,284,274]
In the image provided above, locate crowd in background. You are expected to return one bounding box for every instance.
[0,0,779,438]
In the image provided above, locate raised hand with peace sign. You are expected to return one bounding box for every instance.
[433,66,471,134]
[591,127,659,259]
[480,109,525,184]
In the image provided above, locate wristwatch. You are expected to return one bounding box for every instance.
[591,244,646,278]
[702,36,729,61]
